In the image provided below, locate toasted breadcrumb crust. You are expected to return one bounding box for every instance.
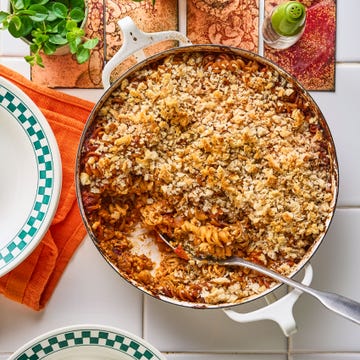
[79,51,336,305]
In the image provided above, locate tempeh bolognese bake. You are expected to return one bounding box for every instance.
[79,49,337,305]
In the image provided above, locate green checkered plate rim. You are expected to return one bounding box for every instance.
[0,76,61,276]
[9,325,166,360]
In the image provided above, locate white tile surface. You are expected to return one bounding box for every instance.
[291,209,360,351]
[292,355,360,360]
[311,64,360,206]
[336,0,360,62]
[0,237,143,352]
[0,33,29,57]
[0,57,30,78]
[144,292,288,353]
[60,88,104,103]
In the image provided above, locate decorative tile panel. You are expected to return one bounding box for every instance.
[27,0,336,90]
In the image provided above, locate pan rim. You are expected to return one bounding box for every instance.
[75,44,339,309]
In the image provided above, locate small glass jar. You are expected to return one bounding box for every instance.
[262,1,307,50]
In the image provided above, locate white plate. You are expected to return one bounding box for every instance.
[9,324,167,360]
[0,76,62,276]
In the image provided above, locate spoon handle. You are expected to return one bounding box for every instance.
[222,257,360,325]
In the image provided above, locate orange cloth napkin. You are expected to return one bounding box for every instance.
[0,65,95,310]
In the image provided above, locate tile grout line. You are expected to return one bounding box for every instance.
[102,0,107,67]
[178,0,187,35]
[258,0,265,57]
[287,335,293,360]
[141,293,145,339]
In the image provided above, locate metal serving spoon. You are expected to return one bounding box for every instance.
[157,232,360,325]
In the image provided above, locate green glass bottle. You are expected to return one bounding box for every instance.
[262,1,307,50]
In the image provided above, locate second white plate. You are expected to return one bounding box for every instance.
[8,324,166,360]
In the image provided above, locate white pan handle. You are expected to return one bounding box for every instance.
[102,16,192,89]
[223,264,313,337]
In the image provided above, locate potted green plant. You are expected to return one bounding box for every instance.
[0,0,99,67]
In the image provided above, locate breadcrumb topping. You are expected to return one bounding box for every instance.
[79,50,336,305]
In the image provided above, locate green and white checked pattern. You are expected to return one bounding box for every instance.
[0,85,54,270]
[15,329,160,359]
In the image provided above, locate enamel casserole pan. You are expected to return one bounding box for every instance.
[75,17,339,335]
